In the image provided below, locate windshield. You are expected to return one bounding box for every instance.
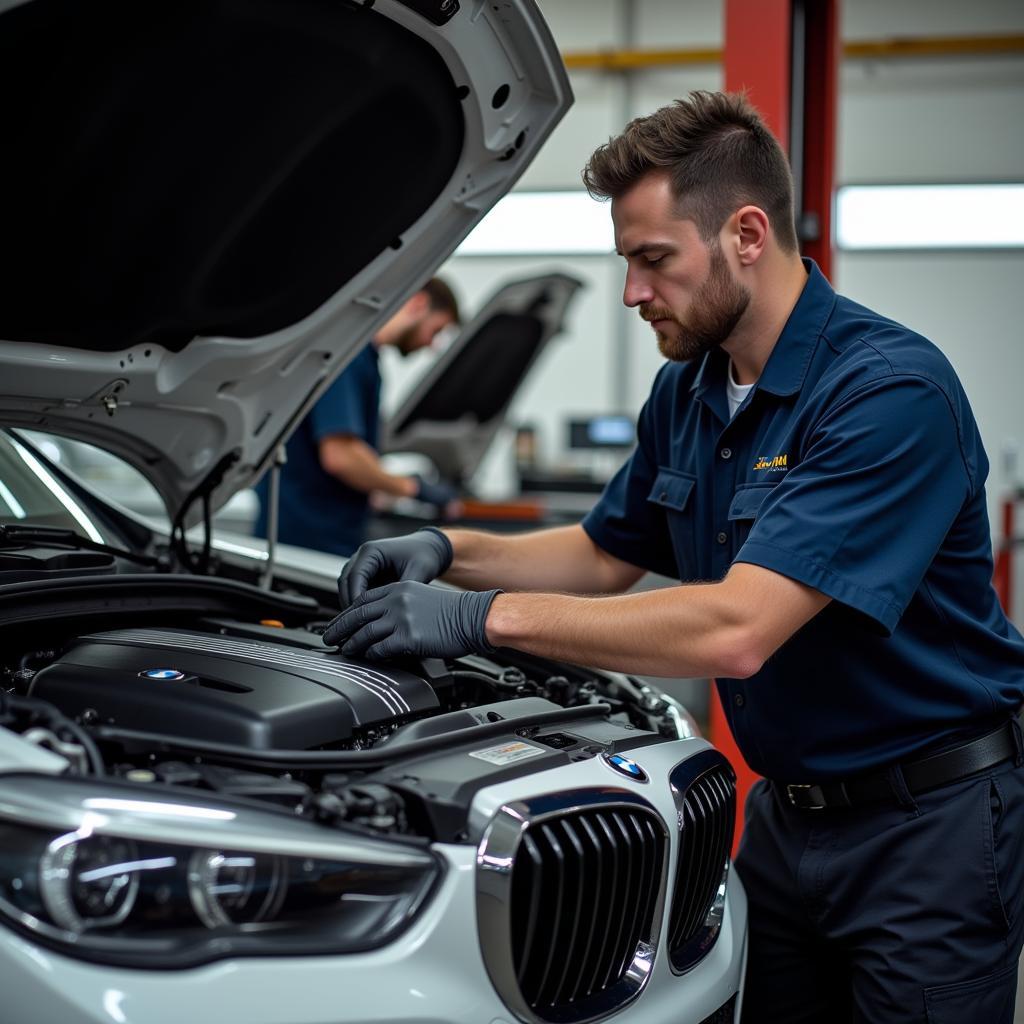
[0,432,109,541]
[9,431,258,538]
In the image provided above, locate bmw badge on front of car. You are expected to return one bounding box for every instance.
[602,752,650,782]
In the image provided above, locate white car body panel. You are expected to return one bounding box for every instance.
[0,738,746,1024]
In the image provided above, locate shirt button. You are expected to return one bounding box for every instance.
[720,447,732,460]
[734,693,745,707]
[659,491,668,502]
[716,531,728,544]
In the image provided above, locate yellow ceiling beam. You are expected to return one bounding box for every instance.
[845,34,1024,59]
[562,34,1024,71]
[564,47,721,70]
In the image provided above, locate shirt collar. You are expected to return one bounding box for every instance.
[690,345,728,396]
[690,258,836,399]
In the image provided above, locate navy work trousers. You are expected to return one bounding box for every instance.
[735,759,1024,1023]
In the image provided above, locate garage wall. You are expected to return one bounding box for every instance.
[383,0,1024,624]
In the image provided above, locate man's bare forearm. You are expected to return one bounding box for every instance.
[441,524,644,595]
[319,436,416,498]
[484,585,747,678]
[483,562,831,678]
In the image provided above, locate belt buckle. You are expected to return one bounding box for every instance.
[786,783,827,810]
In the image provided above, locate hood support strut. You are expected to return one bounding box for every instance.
[170,451,240,575]
[259,445,287,591]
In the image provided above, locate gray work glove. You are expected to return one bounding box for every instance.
[323,581,502,660]
[412,474,460,508]
[338,527,453,608]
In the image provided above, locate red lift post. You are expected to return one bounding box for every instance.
[714,0,840,852]
[993,488,1021,618]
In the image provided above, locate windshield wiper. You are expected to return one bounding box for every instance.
[0,524,167,569]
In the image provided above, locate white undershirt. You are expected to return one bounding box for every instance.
[727,360,755,418]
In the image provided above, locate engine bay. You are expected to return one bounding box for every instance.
[2,604,689,843]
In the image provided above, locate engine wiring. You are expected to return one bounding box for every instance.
[0,689,105,776]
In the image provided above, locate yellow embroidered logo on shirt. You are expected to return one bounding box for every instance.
[753,453,788,471]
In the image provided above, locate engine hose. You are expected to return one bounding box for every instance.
[90,702,613,772]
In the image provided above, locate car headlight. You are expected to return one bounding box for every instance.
[0,775,441,967]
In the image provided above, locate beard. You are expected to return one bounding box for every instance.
[641,244,751,363]
[392,323,420,358]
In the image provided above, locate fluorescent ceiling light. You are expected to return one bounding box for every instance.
[457,191,613,255]
[457,185,1024,255]
[837,184,1024,250]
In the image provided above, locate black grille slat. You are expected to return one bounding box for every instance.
[616,813,650,979]
[548,819,587,1006]
[680,788,707,941]
[505,802,666,1021]
[604,812,639,989]
[532,824,567,1006]
[688,780,722,938]
[710,773,733,890]
[711,774,733,882]
[514,832,550,992]
[567,815,604,1002]
[610,813,640,983]
[594,812,626,992]
[673,801,695,946]
[512,835,544,987]
[671,799,689,947]
[667,762,736,972]
[639,816,662,938]
[684,780,718,939]
[578,812,618,999]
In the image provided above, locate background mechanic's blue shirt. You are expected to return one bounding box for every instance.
[583,260,1024,781]
[255,343,381,557]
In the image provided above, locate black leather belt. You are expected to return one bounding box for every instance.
[781,716,1020,810]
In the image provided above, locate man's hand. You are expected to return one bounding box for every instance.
[338,527,453,607]
[323,581,502,660]
[412,474,459,507]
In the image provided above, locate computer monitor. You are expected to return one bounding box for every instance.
[567,415,635,450]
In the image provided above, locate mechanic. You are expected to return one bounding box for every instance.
[323,91,1024,1021]
[254,277,461,557]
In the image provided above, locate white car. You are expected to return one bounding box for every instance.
[0,1,747,1022]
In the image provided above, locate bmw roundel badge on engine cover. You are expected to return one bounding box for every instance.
[601,752,649,783]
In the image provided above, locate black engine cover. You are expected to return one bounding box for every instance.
[30,627,439,749]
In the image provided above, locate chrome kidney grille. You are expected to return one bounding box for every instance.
[477,789,668,1024]
[667,750,737,973]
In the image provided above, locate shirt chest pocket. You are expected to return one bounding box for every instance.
[648,467,698,581]
[728,482,776,547]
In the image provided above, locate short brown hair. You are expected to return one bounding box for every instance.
[583,91,798,253]
[421,276,460,325]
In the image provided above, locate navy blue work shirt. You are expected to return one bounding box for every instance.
[255,343,381,557]
[583,260,1024,781]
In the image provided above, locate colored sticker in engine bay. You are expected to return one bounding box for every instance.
[468,741,546,766]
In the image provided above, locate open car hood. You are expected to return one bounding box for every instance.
[0,0,571,526]
[381,272,582,484]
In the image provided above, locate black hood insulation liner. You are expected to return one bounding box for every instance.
[0,0,464,351]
